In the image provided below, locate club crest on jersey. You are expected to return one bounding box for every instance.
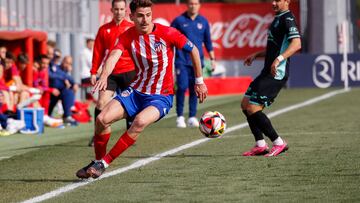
[197,23,203,30]
[154,41,164,52]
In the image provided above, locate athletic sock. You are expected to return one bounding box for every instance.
[273,137,284,146]
[256,139,267,147]
[249,111,279,142]
[94,133,111,160]
[103,131,136,165]
[242,110,264,141]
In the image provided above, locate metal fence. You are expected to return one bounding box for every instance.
[0,0,96,33]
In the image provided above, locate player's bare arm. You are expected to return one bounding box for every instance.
[92,49,123,93]
[271,37,301,76]
[190,45,208,103]
[244,50,266,66]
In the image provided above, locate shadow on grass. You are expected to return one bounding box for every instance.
[9,144,90,151]
[121,154,241,159]
[0,178,81,183]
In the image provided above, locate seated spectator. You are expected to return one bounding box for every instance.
[33,55,63,128]
[48,55,78,126]
[0,45,6,65]
[3,51,32,115]
[17,53,29,83]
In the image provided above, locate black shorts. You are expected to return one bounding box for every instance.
[244,75,287,107]
[106,71,136,92]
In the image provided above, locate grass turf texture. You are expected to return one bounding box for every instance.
[0,88,359,202]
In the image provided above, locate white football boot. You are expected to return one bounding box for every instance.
[176,116,186,128]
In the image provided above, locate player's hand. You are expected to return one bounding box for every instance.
[195,83,208,103]
[64,79,71,89]
[52,88,60,96]
[271,58,281,77]
[92,76,107,94]
[90,75,97,86]
[210,60,216,72]
[244,54,256,66]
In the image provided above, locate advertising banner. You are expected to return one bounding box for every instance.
[289,54,360,88]
[99,1,299,60]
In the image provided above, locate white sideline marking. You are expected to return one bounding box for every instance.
[21,89,349,203]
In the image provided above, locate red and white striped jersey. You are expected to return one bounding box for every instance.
[114,23,189,95]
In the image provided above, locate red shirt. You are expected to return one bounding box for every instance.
[115,23,188,95]
[33,68,51,92]
[91,19,135,75]
[4,65,20,83]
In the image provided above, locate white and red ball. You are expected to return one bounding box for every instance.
[199,111,226,138]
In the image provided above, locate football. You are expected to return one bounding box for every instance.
[199,111,226,138]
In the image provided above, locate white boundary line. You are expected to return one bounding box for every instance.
[21,89,349,203]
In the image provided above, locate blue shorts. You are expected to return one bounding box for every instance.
[114,87,173,121]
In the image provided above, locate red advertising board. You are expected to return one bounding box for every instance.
[99,2,299,60]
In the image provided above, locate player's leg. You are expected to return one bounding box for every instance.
[246,77,288,157]
[175,64,189,128]
[86,93,173,178]
[187,65,199,127]
[242,97,269,156]
[100,106,160,167]
[113,71,137,130]
[241,79,269,156]
[76,98,127,179]
[88,77,116,146]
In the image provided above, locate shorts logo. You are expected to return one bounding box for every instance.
[312,55,335,88]
[121,89,133,97]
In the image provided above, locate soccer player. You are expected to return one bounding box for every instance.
[88,0,136,147]
[76,0,207,179]
[171,0,215,128]
[241,0,301,157]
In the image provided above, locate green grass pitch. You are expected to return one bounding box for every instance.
[1,88,359,202]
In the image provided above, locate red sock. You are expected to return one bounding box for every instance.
[94,133,111,160]
[103,131,135,164]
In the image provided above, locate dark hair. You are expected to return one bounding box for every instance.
[86,38,94,44]
[47,40,56,48]
[5,51,15,60]
[130,0,153,13]
[17,53,29,64]
[112,0,126,8]
[38,54,49,62]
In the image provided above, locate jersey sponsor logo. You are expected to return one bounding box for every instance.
[197,23,203,30]
[313,55,335,88]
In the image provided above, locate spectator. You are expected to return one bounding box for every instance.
[17,53,29,83]
[80,38,94,85]
[0,45,6,65]
[48,55,78,126]
[3,51,31,111]
[53,48,62,66]
[32,55,64,127]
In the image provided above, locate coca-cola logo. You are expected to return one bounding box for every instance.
[152,13,273,50]
[211,13,273,49]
